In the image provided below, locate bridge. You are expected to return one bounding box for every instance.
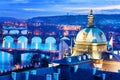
[2,27,27,34]
[0,48,59,54]
[0,48,59,65]
[0,26,78,44]
[0,34,76,44]
[1,34,64,44]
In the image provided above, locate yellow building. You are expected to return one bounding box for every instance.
[72,10,107,59]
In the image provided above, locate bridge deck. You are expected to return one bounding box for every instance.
[0,48,59,54]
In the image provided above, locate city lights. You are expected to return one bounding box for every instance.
[0,0,120,79]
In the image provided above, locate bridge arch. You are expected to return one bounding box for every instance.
[31,37,42,43]
[3,30,8,34]
[17,36,28,48]
[9,30,19,34]
[18,36,28,43]
[3,36,14,48]
[45,37,56,44]
[3,36,14,42]
[21,30,27,35]
[31,37,42,49]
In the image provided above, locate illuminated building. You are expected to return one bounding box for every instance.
[55,10,120,74]
[58,25,81,37]
[72,10,107,59]
[70,10,120,72]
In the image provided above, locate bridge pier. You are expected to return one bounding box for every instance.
[13,52,21,65]
[0,33,3,43]
[8,30,10,34]
[19,30,22,35]
[28,39,31,44]
[56,37,60,44]
[27,35,32,44]
[41,37,46,44]
[42,40,45,44]
[0,38,3,43]
[14,38,18,44]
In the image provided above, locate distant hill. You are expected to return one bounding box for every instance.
[0,17,19,22]
[26,14,120,33]
[27,15,87,25]
[1,14,120,28]
[27,14,120,26]
[0,14,120,24]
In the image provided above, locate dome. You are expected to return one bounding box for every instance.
[76,27,107,43]
[76,10,107,43]
[72,10,107,58]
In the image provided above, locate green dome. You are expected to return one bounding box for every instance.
[76,27,107,43]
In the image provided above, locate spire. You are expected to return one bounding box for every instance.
[88,9,94,27]
[90,9,93,15]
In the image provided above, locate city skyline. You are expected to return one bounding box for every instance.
[0,3,120,79]
[0,0,120,19]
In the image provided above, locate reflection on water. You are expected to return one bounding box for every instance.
[21,53,33,65]
[0,51,13,71]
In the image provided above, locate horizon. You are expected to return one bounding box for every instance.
[1,13,120,20]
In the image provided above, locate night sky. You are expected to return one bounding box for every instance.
[0,0,120,19]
